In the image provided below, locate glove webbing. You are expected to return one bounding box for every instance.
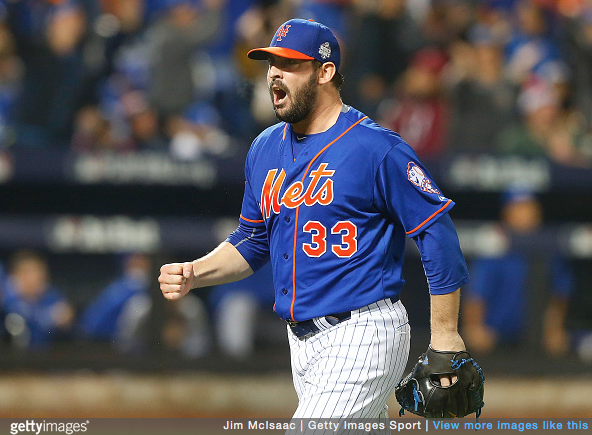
[450,357,485,418]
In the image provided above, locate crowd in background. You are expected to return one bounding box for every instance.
[0,0,591,367]
[0,218,589,365]
[0,248,288,365]
[0,0,591,165]
[0,250,216,358]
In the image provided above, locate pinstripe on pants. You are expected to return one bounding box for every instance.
[288,298,410,429]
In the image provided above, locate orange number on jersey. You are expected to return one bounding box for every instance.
[302,220,358,258]
[331,221,358,258]
[302,220,327,257]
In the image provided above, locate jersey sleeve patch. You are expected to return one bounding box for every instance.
[407,162,440,195]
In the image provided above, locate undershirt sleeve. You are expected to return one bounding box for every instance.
[225,178,270,272]
[413,213,470,295]
[225,150,270,272]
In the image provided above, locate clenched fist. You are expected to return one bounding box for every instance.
[159,262,195,300]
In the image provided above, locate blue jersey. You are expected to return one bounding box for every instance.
[1,279,70,347]
[467,251,572,341]
[227,106,467,322]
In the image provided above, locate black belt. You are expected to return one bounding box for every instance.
[287,296,400,338]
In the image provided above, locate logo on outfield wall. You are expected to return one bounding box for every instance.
[49,216,160,253]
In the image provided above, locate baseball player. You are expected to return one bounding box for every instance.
[159,19,470,425]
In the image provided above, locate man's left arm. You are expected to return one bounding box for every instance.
[430,288,465,351]
[397,212,485,418]
[413,213,470,351]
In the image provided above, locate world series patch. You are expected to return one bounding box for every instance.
[319,42,331,59]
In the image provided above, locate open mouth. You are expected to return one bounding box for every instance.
[271,84,288,107]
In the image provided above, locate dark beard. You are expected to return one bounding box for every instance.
[270,71,318,124]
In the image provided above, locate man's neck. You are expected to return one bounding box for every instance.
[292,96,343,135]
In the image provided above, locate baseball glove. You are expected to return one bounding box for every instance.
[395,346,485,418]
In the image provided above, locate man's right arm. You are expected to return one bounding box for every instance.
[160,144,269,301]
[159,242,253,301]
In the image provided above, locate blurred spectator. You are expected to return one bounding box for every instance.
[161,292,211,359]
[462,186,573,357]
[0,13,22,148]
[295,0,352,41]
[145,0,222,119]
[75,0,148,111]
[235,0,294,131]
[496,75,592,165]
[195,0,260,141]
[565,258,592,365]
[79,253,152,353]
[344,0,425,118]
[0,259,6,341]
[5,0,89,147]
[234,0,292,80]
[71,104,134,153]
[563,7,592,127]
[447,21,516,153]
[378,47,450,160]
[504,0,562,85]
[71,92,167,153]
[167,101,233,160]
[208,262,277,359]
[420,0,476,46]
[1,250,75,349]
[141,0,238,159]
[122,90,168,150]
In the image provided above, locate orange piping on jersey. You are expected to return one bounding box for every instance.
[291,206,300,321]
[240,214,264,223]
[289,115,369,321]
[283,123,288,141]
[405,199,452,235]
[300,117,369,186]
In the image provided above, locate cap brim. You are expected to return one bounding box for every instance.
[247,47,315,61]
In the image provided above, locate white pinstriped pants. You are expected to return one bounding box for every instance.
[287,298,410,431]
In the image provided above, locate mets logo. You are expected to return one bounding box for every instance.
[276,24,291,42]
[260,163,335,219]
[319,42,331,60]
[407,162,440,195]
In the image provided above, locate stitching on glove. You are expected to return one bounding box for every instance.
[412,382,423,411]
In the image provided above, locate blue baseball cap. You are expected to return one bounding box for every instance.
[501,184,537,207]
[248,19,341,71]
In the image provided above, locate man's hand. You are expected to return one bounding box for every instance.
[158,242,254,301]
[159,262,195,300]
[430,289,466,387]
[431,332,466,387]
[395,346,485,418]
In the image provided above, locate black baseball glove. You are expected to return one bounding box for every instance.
[395,346,485,418]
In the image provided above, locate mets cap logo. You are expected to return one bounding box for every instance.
[276,24,291,41]
[319,42,331,59]
[407,162,440,195]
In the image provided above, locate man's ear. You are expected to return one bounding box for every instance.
[318,62,337,85]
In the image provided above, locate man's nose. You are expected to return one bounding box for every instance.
[268,64,283,79]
